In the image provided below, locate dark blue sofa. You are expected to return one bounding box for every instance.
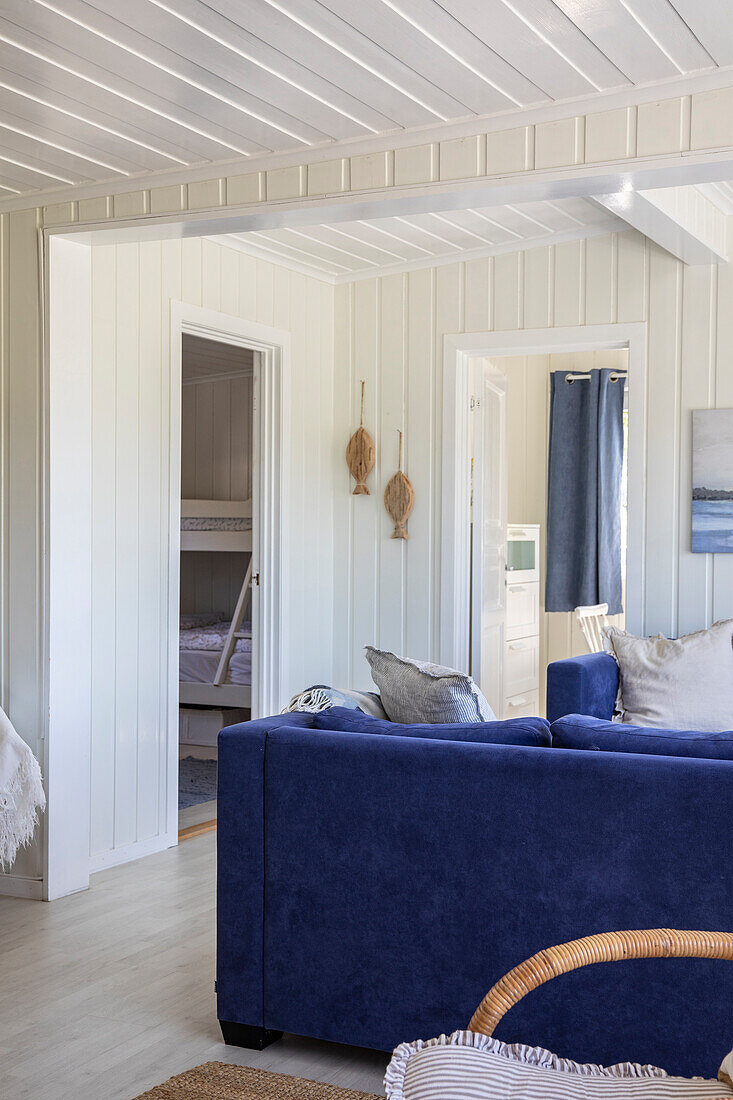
[216,702,733,1079]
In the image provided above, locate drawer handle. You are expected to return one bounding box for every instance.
[507,697,529,707]
[508,585,526,593]
[508,642,527,651]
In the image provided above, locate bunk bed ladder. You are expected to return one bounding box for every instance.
[213,556,253,687]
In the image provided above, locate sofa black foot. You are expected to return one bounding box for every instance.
[219,1021,283,1049]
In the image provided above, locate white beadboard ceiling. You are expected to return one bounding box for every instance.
[0,0,729,201]
[208,195,622,281]
[696,181,733,215]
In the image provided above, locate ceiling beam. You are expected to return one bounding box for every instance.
[592,185,729,265]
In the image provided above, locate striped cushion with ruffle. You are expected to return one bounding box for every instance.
[384,1032,733,1100]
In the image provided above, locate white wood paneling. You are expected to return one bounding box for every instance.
[0,208,43,893]
[81,237,334,868]
[47,236,93,898]
[180,376,253,500]
[216,197,619,283]
[182,334,253,380]
[89,243,116,861]
[0,0,728,205]
[179,366,253,619]
[333,230,733,702]
[4,155,733,895]
[180,552,247,620]
[712,262,733,624]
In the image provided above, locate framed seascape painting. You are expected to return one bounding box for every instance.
[692,409,733,553]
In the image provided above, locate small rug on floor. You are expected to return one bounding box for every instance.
[178,756,217,810]
[134,1062,384,1099]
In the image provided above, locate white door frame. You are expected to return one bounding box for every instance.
[43,276,290,898]
[441,322,648,673]
[469,361,508,713]
[44,236,95,901]
[168,302,290,830]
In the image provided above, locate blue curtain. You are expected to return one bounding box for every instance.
[545,368,624,614]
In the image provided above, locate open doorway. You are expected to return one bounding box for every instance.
[440,323,646,725]
[177,335,256,837]
[468,348,629,718]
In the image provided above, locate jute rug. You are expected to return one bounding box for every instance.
[134,1061,385,1099]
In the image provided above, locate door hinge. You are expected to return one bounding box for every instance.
[252,572,260,587]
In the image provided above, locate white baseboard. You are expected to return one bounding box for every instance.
[89,831,178,875]
[0,873,44,900]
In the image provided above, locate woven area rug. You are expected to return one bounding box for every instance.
[134,1061,385,1099]
[178,755,217,810]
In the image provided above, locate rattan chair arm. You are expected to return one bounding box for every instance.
[469,928,733,1036]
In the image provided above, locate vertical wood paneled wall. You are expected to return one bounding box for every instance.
[0,210,43,884]
[333,231,733,692]
[180,374,253,618]
[3,211,733,884]
[499,349,626,707]
[181,374,253,502]
[86,238,334,865]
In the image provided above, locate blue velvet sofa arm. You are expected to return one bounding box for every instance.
[216,713,315,1042]
[546,652,618,722]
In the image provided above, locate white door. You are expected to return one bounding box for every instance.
[470,362,507,716]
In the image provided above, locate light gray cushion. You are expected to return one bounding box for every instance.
[365,647,496,724]
[384,1031,732,1099]
[603,619,733,733]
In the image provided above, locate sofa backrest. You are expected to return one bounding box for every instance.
[552,714,733,760]
[313,706,551,746]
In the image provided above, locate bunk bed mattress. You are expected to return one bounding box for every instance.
[179,619,252,685]
[179,648,252,686]
[180,622,251,652]
[181,517,252,531]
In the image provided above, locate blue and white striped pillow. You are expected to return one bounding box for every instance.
[384,1032,732,1099]
[365,647,496,724]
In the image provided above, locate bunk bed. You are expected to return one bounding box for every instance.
[179,499,253,709]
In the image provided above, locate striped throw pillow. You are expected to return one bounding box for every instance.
[384,1032,733,1100]
[365,647,495,724]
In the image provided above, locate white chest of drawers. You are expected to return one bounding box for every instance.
[503,524,540,719]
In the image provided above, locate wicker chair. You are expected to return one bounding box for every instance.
[469,928,733,1086]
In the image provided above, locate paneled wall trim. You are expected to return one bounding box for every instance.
[26,81,733,228]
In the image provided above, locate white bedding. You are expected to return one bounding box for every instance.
[181,516,252,531]
[179,648,252,685]
[180,620,252,654]
[179,617,252,685]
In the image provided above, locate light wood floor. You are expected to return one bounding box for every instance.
[178,797,217,831]
[0,833,388,1100]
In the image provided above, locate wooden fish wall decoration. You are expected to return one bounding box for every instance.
[346,380,376,495]
[384,430,414,540]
